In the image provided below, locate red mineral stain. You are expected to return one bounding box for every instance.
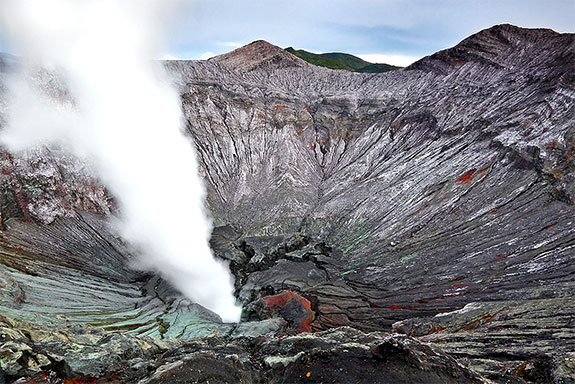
[456,169,477,183]
[514,209,535,221]
[542,223,556,230]
[427,326,445,335]
[418,287,478,303]
[262,291,314,333]
[476,166,490,175]
[64,380,96,384]
[463,308,505,331]
[273,104,288,110]
[521,118,534,127]
[1,169,9,175]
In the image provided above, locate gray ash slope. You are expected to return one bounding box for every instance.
[175,23,575,323]
[0,24,574,383]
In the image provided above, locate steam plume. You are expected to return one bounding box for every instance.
[0,0,242,322]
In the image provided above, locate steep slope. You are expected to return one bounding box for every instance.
[210,40,308,72]
[0,24,574,383]
[170,24,575,381]
[408,23,574,76]
[285,47,400,72]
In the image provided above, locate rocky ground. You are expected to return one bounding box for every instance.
[0,24,574,383]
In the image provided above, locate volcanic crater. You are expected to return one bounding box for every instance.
[0,24,574,383]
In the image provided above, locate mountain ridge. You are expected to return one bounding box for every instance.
[284,47,401,73]
[408,23,574,74]
[194,24,574,79]
[209,39,309,72]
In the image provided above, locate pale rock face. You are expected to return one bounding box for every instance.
[0,24,574,383]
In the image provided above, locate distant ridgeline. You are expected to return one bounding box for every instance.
[285,47,401,73]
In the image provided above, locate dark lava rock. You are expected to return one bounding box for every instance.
[246,291,315,334]
[0,319,488,384]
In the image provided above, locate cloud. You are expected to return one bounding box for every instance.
[356,54,420,67]
[161,53,181,60]
[216,41,242,48]
[198,51,216,60]
[165,0,575,61]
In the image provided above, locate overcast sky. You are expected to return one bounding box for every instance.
[166,0,575,66]
[2,0,574,66]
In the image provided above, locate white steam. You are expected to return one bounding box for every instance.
[0,0,242,322]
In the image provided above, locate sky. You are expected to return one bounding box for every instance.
[2,0,574,66]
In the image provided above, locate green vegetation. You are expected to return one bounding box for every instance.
[285,47,401,73]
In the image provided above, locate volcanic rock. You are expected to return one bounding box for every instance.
[1,318,486,384]
[0,24,574,383]
[246,291,315,334]
[210,40,309,72]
